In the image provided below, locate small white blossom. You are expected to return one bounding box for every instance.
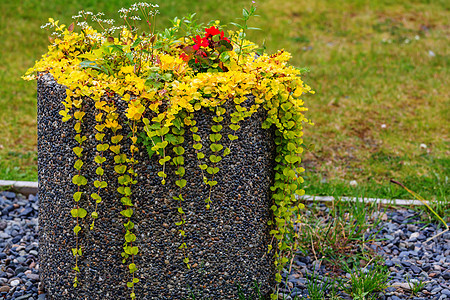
[40,22,52,29]
[349,180,358,187]
[77,21,88,28]
[129,15,141,21]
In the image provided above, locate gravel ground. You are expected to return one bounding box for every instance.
[1,191,449,299]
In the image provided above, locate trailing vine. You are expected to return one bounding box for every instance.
[69,95,88,288]
[24,2,315,299]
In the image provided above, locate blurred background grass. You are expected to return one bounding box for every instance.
[0,0,448,205]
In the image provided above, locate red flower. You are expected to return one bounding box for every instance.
[193,35,209,50]
[220,31,230,43]
[205,26,221,38]
[179,53,189,62]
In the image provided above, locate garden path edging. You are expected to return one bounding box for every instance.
[0,180,38,196]
[0,180,428,206]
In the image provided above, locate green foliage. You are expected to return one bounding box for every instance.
[342,262,389,299]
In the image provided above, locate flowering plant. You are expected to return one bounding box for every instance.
[181,25,233,72]
[24,2,314,299]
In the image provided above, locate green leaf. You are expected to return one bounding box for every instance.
[115,165,127,174]
[96,143,109,152]
[75,134,87,144]
[175,167,185,177]
[199,164,208,170]
[209,155,222,163]
[72,175,87,186]
[94,180,107,188]
[73,225,81,235]
[211,125,223,132]
[177,207,185,214]
[118,175,131,185]
[78,208,87,218]
[193,143,202,150]
[165,133,178,144]
[95,133,105,141]
[125,232,136,243]
[197,152,205,159]
[210,143,223,152]
[213,116,223,123]
[133,278,139,283]
[124,221,134,230]
[209,133,222,142]
[175,179,187,188]
[114,154,127,164]
[73,147,83,157]
[127,282,134,288]
[243,8,249,18]
[223,147,231,156]
[91,193,101,201]
[79,60,109,74]
[174,146,185,155]
[228,134,238,141]
[121,208,133,218]
[91,211,99,218]
[128,263,137,273]
[73,192,82,202]
[96,167,104,176]
[130,246,138,255]
[71,209,78,218]
[121,197,132,206]
[74,159,83,170]
[72,248,78,256]
[229,124,240,131]
[111,135,123,144]
[95,155,106,164]
[192,134,201,141]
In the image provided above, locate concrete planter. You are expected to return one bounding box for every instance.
[37,73,275,299]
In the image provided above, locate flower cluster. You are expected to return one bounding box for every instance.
[180,26,233,72]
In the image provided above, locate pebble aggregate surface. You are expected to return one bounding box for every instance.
[1,191,449,299]
[36,73,275,299]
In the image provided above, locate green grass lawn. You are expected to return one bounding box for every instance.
[0,0,448,207]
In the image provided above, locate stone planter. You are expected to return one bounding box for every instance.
[37,73,275,299]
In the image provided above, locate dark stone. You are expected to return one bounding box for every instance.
[410,264,421,274]
[19,208,34,217]
[422,264,431,272]
[37,73,276,299]
[1,191,16,200]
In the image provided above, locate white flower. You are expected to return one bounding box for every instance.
[349,180,358,187]
[129,15,141,21]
